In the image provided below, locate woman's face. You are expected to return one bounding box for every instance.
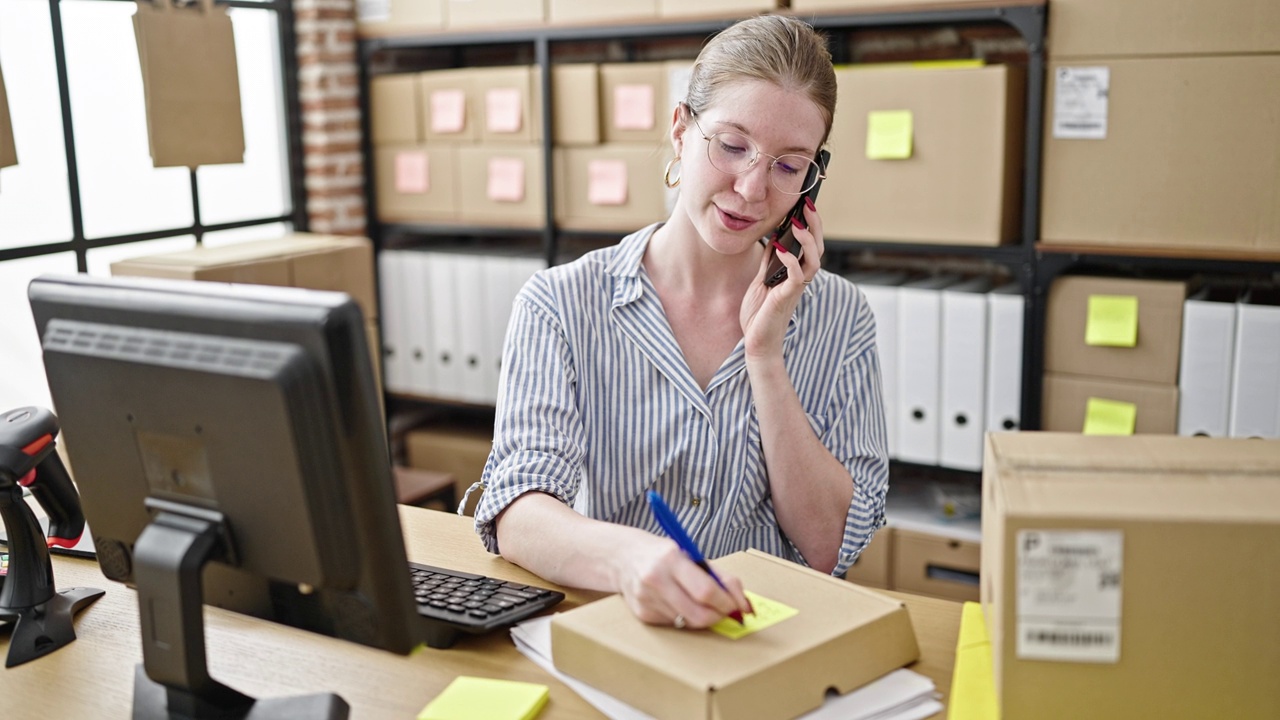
[672,78,827,257]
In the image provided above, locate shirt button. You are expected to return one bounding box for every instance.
[690,496,701,507]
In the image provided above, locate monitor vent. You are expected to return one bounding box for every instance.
[44,319,298,377]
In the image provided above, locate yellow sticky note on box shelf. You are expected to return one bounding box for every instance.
[866,110,913,160]
[1085,294,1139,347]
[418,676,549,720]
[1083,397,1137,436]
[710,590,798,640]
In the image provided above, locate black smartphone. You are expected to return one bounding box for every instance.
[763,148,832,287]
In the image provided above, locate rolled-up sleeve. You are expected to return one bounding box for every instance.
[473,284,587,554]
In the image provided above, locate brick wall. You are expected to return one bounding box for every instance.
[294,0,365,236]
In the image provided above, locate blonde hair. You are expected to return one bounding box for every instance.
[684,15,837,143]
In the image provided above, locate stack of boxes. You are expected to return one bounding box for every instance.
[356,0,784,35]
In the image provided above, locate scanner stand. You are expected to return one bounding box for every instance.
[131,501,349,720]
[0,484,103,668]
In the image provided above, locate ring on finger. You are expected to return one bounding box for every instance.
[673,614,687,630]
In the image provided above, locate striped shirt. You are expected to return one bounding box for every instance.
[472,223,889,577]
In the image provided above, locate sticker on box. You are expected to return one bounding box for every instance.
[1016,529,1122,663]
[1052,66,1110,140]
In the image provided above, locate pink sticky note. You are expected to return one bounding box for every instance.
[486,88,523,133]
[487,157,525,202]
[613,84,655,131]
[394,151,430,194]
[430,89,466,134]
[587,159,628,206]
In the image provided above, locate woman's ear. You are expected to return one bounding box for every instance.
[669,103,687,158]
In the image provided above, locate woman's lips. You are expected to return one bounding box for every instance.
[716,205,759,232]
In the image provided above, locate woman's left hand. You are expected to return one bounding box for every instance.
[739,198,824,359]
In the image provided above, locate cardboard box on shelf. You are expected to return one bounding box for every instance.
[552,549,920,720]
[1041,372,1178,435]
[445,0,545,29]
[553,144,668,231]
[657,0,779,19]
[374,144,458,224]
[844,527,891,589]
[1045,276,1188,385]
[1041,56,1280,254]
[1047,0,1280,58]
[548,0,656,25]
[823,63,1025,246]
[404,424,494,515]
[472,66,543,144]
[598,62,668,145]
[370,74,420,145]
[981,433,1280,720]
[891,528,980,602]
[551,63,599,146]
[418,68,479,144]
[357,0,444,36]
[456,144,545,227]
[793,0,987,10]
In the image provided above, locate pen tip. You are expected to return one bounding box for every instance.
[730,610,745,625]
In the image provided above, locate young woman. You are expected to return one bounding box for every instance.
[471,15,888,630]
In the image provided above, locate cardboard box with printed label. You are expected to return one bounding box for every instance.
[844,527,891,589]
[548,0,656,24]
[552,63,599,146]
[370,74,420,145]
[405,424,493,515]
[418,68,479,144]
[472,66,543,144]
[445,0,545,30]
[892,527,980,602]
[553,549,920,720]
[1045,276,1188,385]
[1042,56,1280,253]
[1047,0,1280,58]
[981,433,1280,720]
[1041,372,1178,435]
[554,145,667,231]
[375,144,458,223]
[823,63,1025,245]
[456,144,545,227]
[599,62,668,145]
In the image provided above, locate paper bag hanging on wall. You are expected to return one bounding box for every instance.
[0,60,17,171]
[133,0,245,168]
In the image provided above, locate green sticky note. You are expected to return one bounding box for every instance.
[1082,397,1137,436]
[418,676,549,720]
[710,590,799,640]
[866,110,913,160]
[1085,294,1139,347]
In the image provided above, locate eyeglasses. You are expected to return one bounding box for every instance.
[686,106,825,196]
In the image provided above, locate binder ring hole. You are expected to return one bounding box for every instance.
[954,414,968,427]
[1002,419,1017,430]
[912,409,925,421]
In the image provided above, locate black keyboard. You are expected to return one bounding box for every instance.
[409,562,565,648]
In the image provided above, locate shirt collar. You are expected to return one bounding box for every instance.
[606,222,662,308]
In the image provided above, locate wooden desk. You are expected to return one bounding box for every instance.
[0,507,961,719]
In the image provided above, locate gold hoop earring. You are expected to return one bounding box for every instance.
[663,157,682,189]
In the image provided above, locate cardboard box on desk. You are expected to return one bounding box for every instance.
[1048,0,1280,58]
[552,549,920,720]
[981,433,1280,720]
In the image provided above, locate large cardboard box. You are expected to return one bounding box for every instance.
[370,74,420,145]
[552,549,920,720]
[418,68,479,144]
[1042,373,1178,435]
[548,0,656,24]
[1041,56,1280,253]
[445,0,545,29]
[1047,0,1280,58]
[405,424,493,516]
[823,63,1025,245]
[472,66,543,144]
[891,527,980,602]
[981,433,1280,719]
[551,63,599,146]
[374,144,458,224]
[1045,276,1187,384]
[843,527,891,589]
[357,0,444,36]
[456,144,545,227]
[657,0,779,19]
[598,62,669,145]
[554,145,667,231]
[110,234,378,324]
[0,61,16,170]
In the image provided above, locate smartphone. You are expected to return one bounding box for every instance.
[763,149,832,287]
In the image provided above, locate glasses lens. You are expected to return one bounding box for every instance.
[770,155,821,195]
[706,132,756,175]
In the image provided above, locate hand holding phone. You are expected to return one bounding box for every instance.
[763,149,831,287]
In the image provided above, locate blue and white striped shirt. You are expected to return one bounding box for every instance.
[473,223,889,577]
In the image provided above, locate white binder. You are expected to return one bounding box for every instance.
[939,277,992,471]
[896,275,960,466]
[376,249,412,395]
[402,250,438,398]
[426,251,463,400]
[453,253,490,404]
[1179,287,1238,437]
[844,271,908,459]
[1228,287,1280,439]
[985,283,1024,435]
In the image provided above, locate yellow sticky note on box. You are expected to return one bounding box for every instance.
[418,676,549,720]
[1085,294,1139,347]
[710,591,798,640]
[1083,397,1137,436]
[866,110,913,160]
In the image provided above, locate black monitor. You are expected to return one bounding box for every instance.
[28,273,426,719]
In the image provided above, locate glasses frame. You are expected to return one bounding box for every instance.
[684,104,827,196]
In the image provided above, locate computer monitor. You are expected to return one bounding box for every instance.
[28,273,425,719]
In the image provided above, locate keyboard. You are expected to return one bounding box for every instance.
[409,562,565,648]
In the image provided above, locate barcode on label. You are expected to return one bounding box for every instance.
[1026,630,1113,646]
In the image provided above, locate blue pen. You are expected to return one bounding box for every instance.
[646,490,745,625]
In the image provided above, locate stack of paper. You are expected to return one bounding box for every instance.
[511,616,943,720]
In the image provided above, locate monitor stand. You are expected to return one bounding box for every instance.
[130,500,349,720]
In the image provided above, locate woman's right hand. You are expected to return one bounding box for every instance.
[613,534,752,629]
